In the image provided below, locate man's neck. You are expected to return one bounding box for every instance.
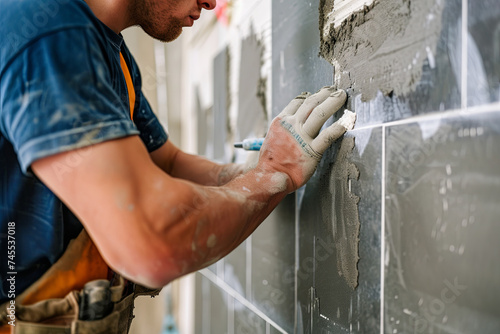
[85,0,131,34]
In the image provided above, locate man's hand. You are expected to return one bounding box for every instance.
[258,86,355,192]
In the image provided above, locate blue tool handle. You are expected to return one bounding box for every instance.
[234,138,265,151]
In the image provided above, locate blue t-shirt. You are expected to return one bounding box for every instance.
[0,0,168,303]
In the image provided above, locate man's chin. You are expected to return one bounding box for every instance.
[141,25,182,43]
[158,28,183,42]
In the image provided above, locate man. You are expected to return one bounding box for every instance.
[0,0,354,331]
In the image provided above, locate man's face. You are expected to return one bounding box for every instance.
[130,0,215,42]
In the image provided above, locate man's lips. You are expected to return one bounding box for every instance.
[185,14,200,27]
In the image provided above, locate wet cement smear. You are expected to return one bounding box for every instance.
[319,0,445,101]
[321,137,360,289]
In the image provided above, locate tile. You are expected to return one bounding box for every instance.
[196,86,209,156]
[347,0,463,128]
[234,299,266,334]
[272,0,333,118]
[350,92,413,128]
[395,0,463,116]
[213,47,230,160]
[194,274,206,334]
[238,28,268,139]
[297,127,383,333]
[384,110,500,333]
[468,0,500,106]
[223,240,247,297]
[194,274,230,334]
[251,194,296,333]
[207,262,217,275]
[211,281,230,334]
[268,324,283,334]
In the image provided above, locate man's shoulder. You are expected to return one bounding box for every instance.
[1,0,96,34]
[1,0,101,71]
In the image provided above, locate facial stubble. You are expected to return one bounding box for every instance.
[129,0,184,42]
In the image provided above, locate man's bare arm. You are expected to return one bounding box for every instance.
[32,135,288,288]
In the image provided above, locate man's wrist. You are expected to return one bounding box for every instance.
[252,164,295,194]
[217,163,246,186]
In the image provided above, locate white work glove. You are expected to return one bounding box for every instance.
[258,86,356,192]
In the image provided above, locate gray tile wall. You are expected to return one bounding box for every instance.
[194,0,500,333]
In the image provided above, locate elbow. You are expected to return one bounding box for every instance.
[96,217,187,288]
[99,192,218,288]
[106,223,202,288]
[111,242,219,289]
[107,244,187,289]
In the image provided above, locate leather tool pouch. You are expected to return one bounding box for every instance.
[11,283,151,334]
[13,285,132,334]
[0,230,161,333]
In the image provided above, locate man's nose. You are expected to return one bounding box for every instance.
[199,0,216,10]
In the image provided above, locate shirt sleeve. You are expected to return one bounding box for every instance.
[134,91,168,152]
[0,28,140,173]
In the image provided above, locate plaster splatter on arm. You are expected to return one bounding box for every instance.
[216,163,247,186]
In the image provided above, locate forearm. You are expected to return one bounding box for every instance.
[170,151,246,186]
[128,164,290,287]
[208,166,290,242]
[215,163,248,185]
[151,140,246,186]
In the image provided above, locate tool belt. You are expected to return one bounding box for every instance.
[0,230,161,333]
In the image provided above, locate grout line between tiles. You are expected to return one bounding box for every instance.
[202,277,210,334]
[228,294,235,334]
[199,268,289,334]
[347,101,500,133]
[312,236,316,286]
[462,0,468,109]
[246,236,252,298]
[380,125,386,334]
[218,258,225,280]
[294,191,300,333]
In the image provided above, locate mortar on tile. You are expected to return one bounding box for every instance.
[321,137,360,289]
[320,0,445,101]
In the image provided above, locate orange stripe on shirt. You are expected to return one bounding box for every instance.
[119,52,136,120]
